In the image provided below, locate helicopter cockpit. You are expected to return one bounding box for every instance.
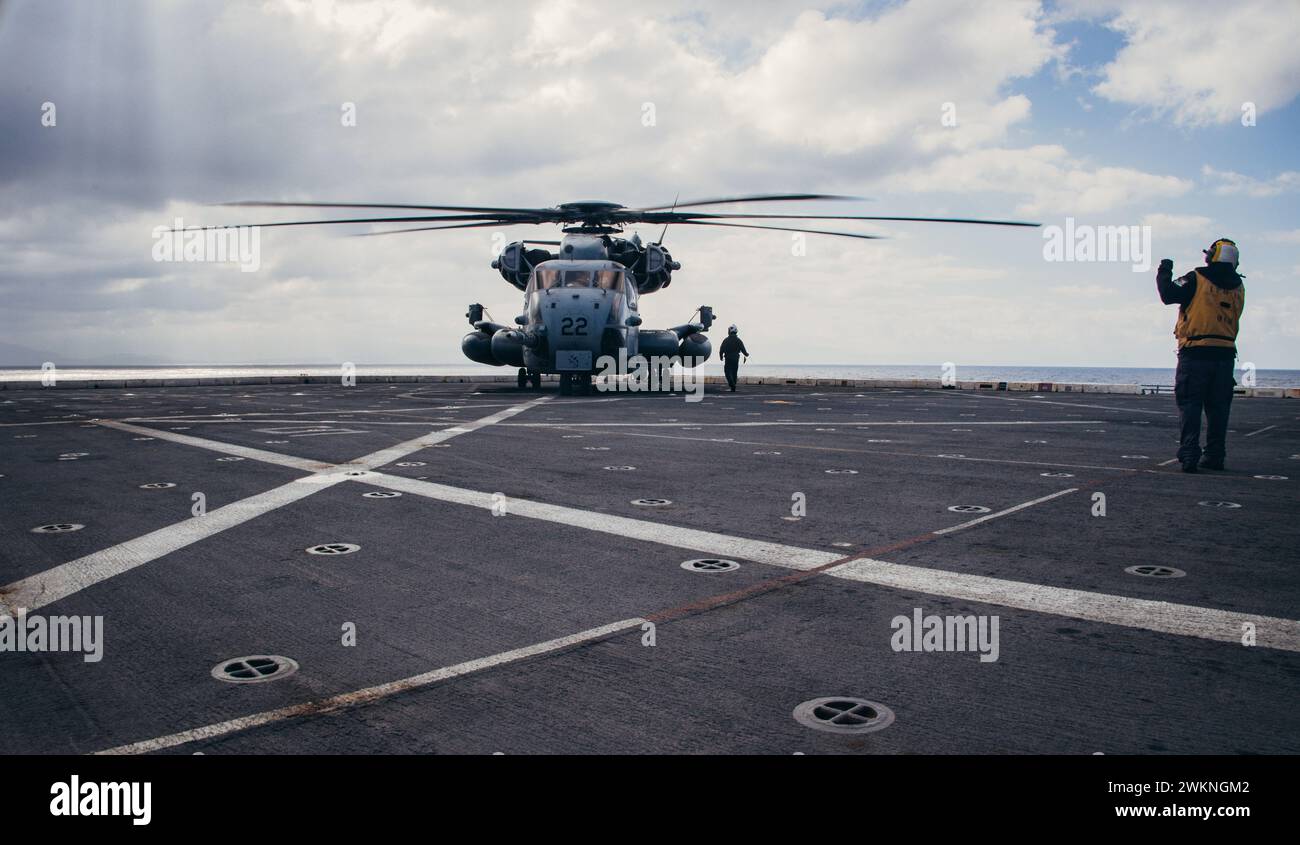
[534,268,625,290]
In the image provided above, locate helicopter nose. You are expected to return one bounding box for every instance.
[541,288,613,356]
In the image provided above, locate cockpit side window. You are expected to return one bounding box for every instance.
[596,270,623,290]
[533,268,561,290]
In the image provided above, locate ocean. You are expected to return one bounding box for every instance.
[2,363,1298,387]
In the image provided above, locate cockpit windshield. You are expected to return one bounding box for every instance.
[534,268,624,290]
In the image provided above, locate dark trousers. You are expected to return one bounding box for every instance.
[724,360,739,391]
[1174,356,1235,464]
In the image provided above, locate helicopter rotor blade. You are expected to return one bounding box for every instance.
[350,220,527,237]
[219,200,563,216]
[672,213,1040,227]
[675,220,885,240]
[171,213,539,232]
[635,193,861,212]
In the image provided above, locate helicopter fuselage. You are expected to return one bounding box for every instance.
[462,231,712,391]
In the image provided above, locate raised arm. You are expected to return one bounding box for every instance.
[1157,258,1195,306]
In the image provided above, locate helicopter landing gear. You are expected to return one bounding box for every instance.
[530,372,541,389]
[559,373,592,396]
[517,368,528,390]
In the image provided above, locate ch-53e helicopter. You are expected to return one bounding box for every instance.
[211,193,1037,395]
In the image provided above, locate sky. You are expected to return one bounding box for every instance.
[0,0,1297,370]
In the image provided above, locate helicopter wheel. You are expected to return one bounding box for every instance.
[517,368,528,390]
[559,373,573,396]
[530,372,541,389]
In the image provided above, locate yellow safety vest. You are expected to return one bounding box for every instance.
[1175,271,1243,349]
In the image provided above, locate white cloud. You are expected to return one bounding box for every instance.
[1085,0,1300,126]
[1141,213,1212,238]
[1201,166,1300,197]
[886,145,1191,214]
[726,2,1059,155]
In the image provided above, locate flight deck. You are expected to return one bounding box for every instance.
[2,380,1297,754]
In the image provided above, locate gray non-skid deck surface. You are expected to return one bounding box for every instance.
[1,382,1297,753]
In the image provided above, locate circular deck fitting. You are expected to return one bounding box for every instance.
[753,450,782,455]
[59,452,89,458]
[947,505,989,514]
[604,465,636,471]
[344,470,370,477]
[793,697,895,735]
[631,498,671,507]
[951,428,971,432]
[395,461,426,467]
[138,482,176,489]
[937,453,966,459]
[362,491,402,499]
[815,428,837,432]
[31,523,85,534]
[1125,564,1186,579]
[305,543,360,556]
[1121,455,1149,460]
[1254,475,1288,481]
[1198,500,1240,508]
[680,558,740,573]
[865,438,893,442]
[211,655,299,685]
[216,456,244,462]
[824,469,858,475]
[561,435,583,439]
[1040,471,1074,478]
[1023,439,1047,444]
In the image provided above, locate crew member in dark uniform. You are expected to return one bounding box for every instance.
[718,324,749,392]
[1157,238,1245,473]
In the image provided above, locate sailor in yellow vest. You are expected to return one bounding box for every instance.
[1157,238,1245,473]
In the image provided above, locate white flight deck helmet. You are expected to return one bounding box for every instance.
[728,324,738,334]
[1205,238,1239,267]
